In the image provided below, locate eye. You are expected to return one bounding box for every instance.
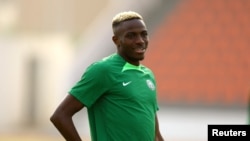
[141,32,148,38]
[126,33,136,39]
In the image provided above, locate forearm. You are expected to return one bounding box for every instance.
[155,133,164,141]
[51,114,82,141]
[155,115,164,141]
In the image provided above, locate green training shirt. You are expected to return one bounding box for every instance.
[69,53,159,141]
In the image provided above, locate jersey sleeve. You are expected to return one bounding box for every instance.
[69,62,109,108]
[150,68,160,111]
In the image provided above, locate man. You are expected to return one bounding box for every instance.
[50,11,164,141]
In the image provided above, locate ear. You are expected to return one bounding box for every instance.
[112,35,120,47]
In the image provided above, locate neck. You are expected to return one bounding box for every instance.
[117,53,140,66]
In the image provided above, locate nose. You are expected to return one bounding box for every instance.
[136,35,145,44]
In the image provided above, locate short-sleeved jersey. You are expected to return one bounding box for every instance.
[69,53,158,141]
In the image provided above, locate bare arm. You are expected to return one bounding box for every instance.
[155,114,164,141]
[50,94,84,141]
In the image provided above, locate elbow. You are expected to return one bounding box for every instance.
[50,112,58,124]
[50,111,63,125]
[50,110,71,127]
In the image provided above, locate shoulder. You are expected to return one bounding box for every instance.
[86,60,107,74]
[141,65,156,79]
[141,65,154,74]
[86,54,118,73]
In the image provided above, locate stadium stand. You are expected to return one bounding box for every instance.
[143,0,250,106]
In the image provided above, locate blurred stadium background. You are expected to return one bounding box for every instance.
[0,0,249,141]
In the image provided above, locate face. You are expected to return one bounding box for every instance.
[113,19,149,66]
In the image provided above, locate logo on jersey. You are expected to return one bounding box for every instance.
[146,79,155,91]
[122,81,132,86]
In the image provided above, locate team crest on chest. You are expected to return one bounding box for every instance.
[146,79,155,91]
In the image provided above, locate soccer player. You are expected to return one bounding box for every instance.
[50,11,164,141]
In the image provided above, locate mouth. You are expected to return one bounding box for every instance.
[135,46,146,53]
